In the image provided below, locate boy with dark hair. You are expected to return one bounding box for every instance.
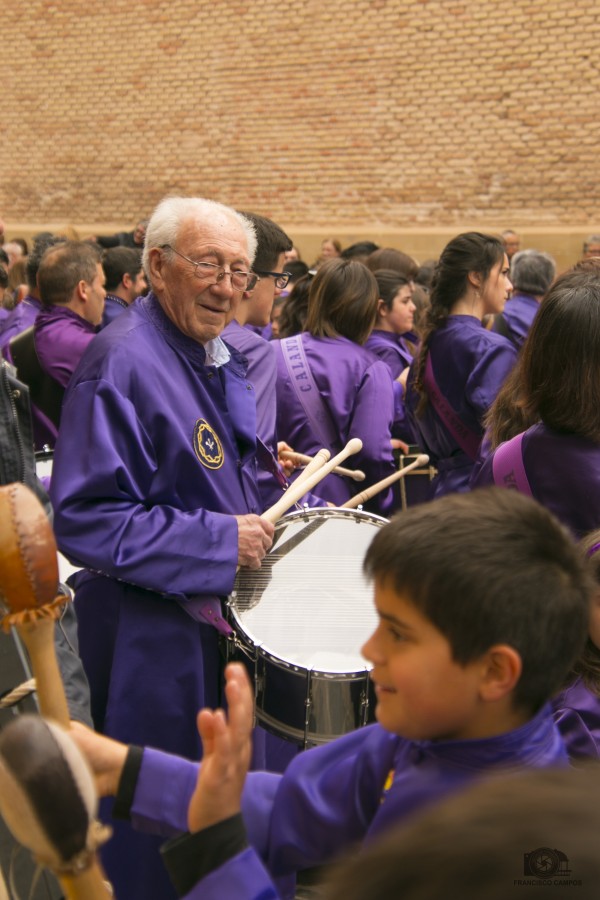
[73,489,592,900]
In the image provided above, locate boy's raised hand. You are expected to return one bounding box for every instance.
[187,663,254,833]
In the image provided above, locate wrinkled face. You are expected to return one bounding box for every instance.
[381,285,416,335]
[361,579,486,741]
[481,255,512,316]
[151,215,250,344]
[84,263,106,326]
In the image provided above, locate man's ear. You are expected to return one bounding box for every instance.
[122,273,133,290]
[75,279,89,303]
[478,644,522,702]
[148,248,165,290]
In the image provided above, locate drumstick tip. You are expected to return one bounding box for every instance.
[346,437,363,455]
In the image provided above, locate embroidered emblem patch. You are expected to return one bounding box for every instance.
[193,419,224,470]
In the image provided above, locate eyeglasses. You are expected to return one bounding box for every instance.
[252,269,291,290]
[162,245,257,292]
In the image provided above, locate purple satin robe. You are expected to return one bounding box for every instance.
[405,315,517,497]
[131,706,566,900]
[552,676,600,761]
[50,292,270,900]
[472,422,600,539]
[3,303,97,448]
[364,329,414,379]
[273,333,397,515]
[100,292,129,328]
[492,292,540,349]
[0,294,43,350]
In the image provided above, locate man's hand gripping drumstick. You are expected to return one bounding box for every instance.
[234,440,362,567]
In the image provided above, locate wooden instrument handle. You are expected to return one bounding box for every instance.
[342,454,430,510]
[59,863,112,900]
[289,447,330,488]
[15,617,70,728]
[263,438,363,524]
[280,450,365,482]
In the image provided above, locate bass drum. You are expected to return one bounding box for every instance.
[226,506,386,747]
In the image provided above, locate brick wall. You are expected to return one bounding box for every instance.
[3,0,599,252]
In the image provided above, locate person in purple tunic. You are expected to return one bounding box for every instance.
[4,240,106,449]
[50,197,279,900]
[553,530,600,761]
[71,489,592,900]
[365,269,416,379]
[472,270,600,540]
[327,766,600,900]
[491,249,555,349]
[100,246,147,328]
[405,233,517,498]
[0,233,64,350]
[223,212,292,487]
[365,268,417,445]
[273,258,397,516]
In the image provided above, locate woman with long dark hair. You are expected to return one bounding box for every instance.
[405,232,516,497]
[473,269,600,538]
[273,258,397,515]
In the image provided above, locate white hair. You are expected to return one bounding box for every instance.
[142,196,257,281]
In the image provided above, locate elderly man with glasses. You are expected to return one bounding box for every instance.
[49,196,292,900]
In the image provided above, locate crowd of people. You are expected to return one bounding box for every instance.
[2,205,600,899]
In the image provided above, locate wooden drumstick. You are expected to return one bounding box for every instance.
[0,715,111,900]
[263,438,364,524]
[289,447,331,488]
[342,454,430,510]
[280,449,366,482]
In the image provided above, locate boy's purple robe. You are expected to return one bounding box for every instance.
[131,706,566,899]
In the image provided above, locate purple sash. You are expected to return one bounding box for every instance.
[281,335,338,450]
[423,353,481,461]
[491,432,533,495]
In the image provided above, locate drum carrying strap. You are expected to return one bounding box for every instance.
[422,352,481,462]
[281,335,339,451]
[491,432,533,495]
[9,327,64,429]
